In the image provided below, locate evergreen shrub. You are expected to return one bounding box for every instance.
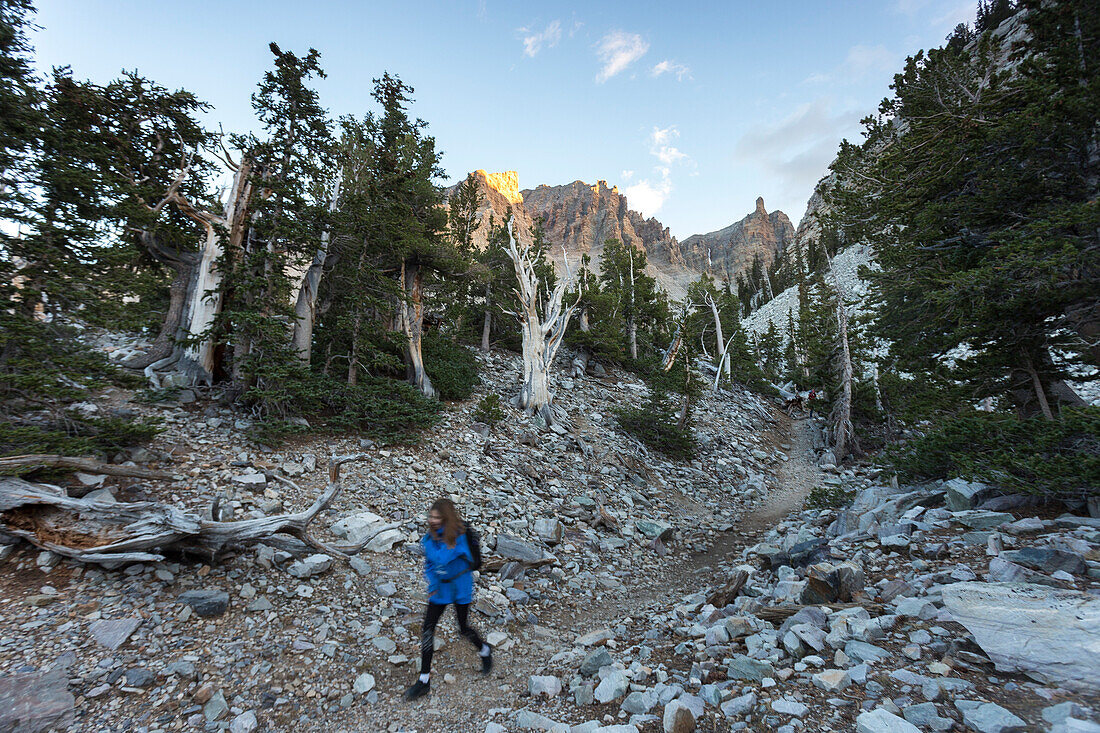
[886,407,1100,500]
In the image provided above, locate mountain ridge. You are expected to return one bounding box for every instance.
[446,170,795,298]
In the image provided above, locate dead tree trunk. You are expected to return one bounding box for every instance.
[123,232,201,370]
[292,173,342,364]
[503,217,579,425]
[661,319,683,371]
[0,455,375,567]
[179,159,254,384]
[571,305,591,378]
[480,282,492,352]
[703,292,730,387]
[825,249,857,461]
[122,152,252,385]
[626,246,638,360]
[399,259,435,399]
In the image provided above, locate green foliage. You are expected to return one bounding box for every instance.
[473,392,505,427]
[825,0,1099,421]
[0,0,40,223]
[251,372,438,445]
[803,484,857,510]
[421,335,479,400]
[0,316,160,457]
[886,407,1099,499]
[219,43,334,400]
[615,397,695,460]
[615,355,698,460]
[0,414,161,459]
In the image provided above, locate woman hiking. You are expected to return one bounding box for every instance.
[404,498,492,701]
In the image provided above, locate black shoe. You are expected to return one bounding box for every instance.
[404,680,430,701]
[480,647,493,675]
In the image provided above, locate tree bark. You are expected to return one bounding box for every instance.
[826,249,857,461]
[504,218,578,425]
[123,232,200,371]
[178,160,254,384]
[400,259,435,398]
[480,282,492,352]
[661,320,683,371]
[1024,350,1054,421]
[704,293,729,386]
[292,174,342,364]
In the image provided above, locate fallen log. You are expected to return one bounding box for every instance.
[0,454,179,481]
[706,569,749,608]
[0,453,370,567]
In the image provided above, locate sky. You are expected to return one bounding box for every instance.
[31,0,980,240]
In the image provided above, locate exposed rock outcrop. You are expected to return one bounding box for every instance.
[679,197,795,285]
[446,171,796,298]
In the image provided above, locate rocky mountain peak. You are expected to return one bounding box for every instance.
[679,200,795,284]
[477,170,523,205]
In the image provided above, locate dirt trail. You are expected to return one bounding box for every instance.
[561,414,824,629]
[346,414,827,731]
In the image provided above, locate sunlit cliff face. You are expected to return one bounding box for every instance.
[478,170,523,205]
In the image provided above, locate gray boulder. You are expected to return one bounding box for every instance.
[580,648,613,676]
[857,708,921,733]
[533,518,564,545]
[594,671,629,703]
[999,547,1086,575]
[0,669,74,732]
[495,534,544,563]
[288,553,333,578]
[178,590,230,617]
[88,617,142,650]
[662,700,697,732]
[942,582,1100,692]
[944,478,991,511]
[961,702,1026,733]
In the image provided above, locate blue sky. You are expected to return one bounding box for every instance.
[32,0,978,239]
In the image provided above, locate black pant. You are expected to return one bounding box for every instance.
[420,602,485,674]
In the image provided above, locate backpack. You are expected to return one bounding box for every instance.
[465,525,483,572]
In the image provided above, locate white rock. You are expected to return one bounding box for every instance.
[229,711,258,733]
[662,700,697,732]
[528,675,562,698]
[594,671,629,704]
[857,708,921,733]
[353,672,375,695]
[942,582,1100,692]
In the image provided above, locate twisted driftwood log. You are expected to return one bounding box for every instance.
[0,454,386,567]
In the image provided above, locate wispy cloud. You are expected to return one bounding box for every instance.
[805,44,897,85]
[520,20,562,58]
[931,0,978,31]
[595,30,649,83]
[624,126,692,217]
[894,0,978,32]
[734,99,863,219]
[651,126,688,166]
[651,59,692,81]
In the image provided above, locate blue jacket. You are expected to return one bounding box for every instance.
[422,529,475,605]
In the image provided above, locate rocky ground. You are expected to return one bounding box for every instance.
[2,337,1098,733]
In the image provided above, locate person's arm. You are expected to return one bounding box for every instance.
[422,537,440,597]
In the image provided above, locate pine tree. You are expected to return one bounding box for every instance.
[218,43,334,410]
[599,238,664,361]
[758,320,783,381]
[826,0,1099,421]
[0,0,39,224]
